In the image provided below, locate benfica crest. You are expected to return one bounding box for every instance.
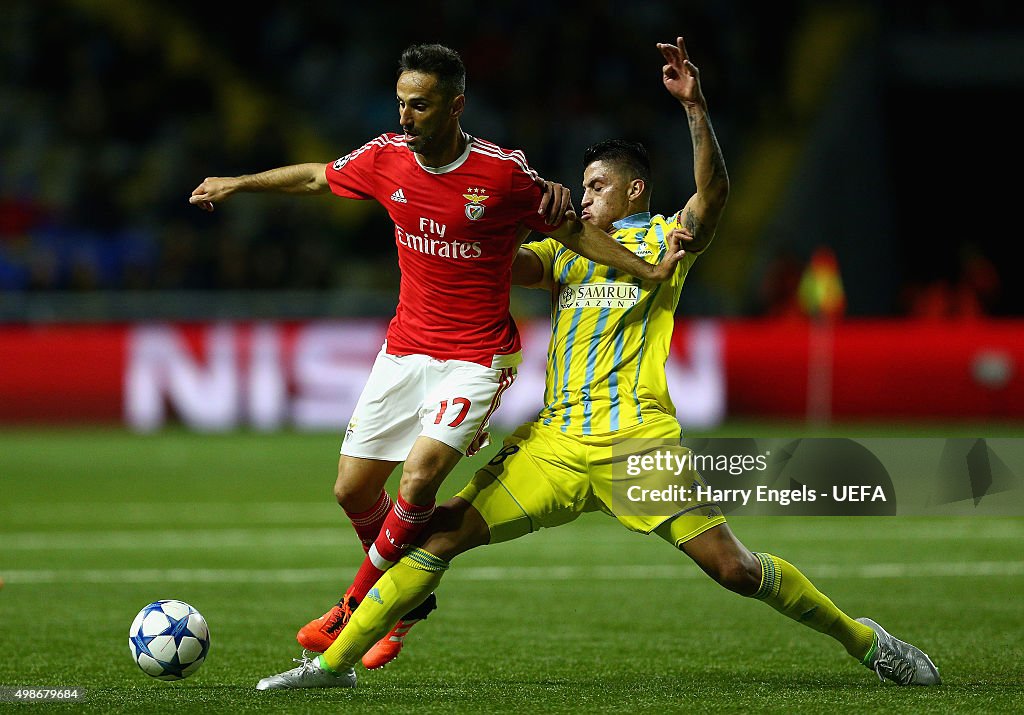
[463,188,489,221]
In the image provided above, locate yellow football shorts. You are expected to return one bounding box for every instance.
[456,414,726,548]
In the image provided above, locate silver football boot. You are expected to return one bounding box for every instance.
[856,617,941,686]
[256,653,357,690]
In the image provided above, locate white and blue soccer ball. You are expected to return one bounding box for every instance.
[129,600,210,681]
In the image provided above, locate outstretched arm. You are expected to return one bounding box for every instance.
[189,163,330,212]
[513,227,693,289]
[529,179,687,284]
[547,218,688,284]
[658,36,729,254]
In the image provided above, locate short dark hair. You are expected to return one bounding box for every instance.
[583,139,651,184]
[398,44,466,99]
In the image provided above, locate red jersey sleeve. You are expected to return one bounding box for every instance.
[324,135,385,201]
[509,152,563,235]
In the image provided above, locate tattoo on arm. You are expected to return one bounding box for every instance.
[682,208,706,243]
[678,102,729,252]
[688,111,704,152]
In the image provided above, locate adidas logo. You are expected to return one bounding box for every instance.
[634,244,653,258]
[390,188,407,203]
[366,587,384,605]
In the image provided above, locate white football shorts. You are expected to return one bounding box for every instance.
[340,345,518,461]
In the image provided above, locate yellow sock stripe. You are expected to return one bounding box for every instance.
[752,552,782,600]
[401,547,450,573]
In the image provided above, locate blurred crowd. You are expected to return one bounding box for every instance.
[0,0,793,300]
[0,0,1018,317]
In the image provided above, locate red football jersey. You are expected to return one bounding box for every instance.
[325,133,558,367]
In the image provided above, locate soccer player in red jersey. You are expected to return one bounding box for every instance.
[190,44,686,655]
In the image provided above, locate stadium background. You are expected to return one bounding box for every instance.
[1,1,1023,711]
[2,0,1024,428]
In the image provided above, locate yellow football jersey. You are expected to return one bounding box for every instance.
[523,211,697,435]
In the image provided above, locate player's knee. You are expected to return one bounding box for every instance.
[397,467,445,505]
[714,553,761,596]
[333,473,373,511]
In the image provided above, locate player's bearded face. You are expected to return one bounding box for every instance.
[396,71,458,155]
[580,161,632,232]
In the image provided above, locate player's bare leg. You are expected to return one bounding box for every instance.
[334,455,400,514]
[671,522,939,685]
[396,436,466,503]
[673,521,761,595]
[417,496,491,560]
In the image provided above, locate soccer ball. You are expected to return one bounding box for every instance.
[129,600,210,681]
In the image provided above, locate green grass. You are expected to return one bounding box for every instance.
[1,427,1023,713]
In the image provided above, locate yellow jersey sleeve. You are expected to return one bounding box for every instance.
[521,237,562,285]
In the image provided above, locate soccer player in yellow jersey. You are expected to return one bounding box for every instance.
[258,36,940,691]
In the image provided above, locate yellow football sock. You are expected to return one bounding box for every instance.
[320,547,448,673]
[752,552,875,661]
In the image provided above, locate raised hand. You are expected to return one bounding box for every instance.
[538,179,578,226]
[657,36,705,108]
[648,226,693,282]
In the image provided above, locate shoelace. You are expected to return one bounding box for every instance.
[291,654,319,671]
[323,605,352,635]
[873,648,915,685]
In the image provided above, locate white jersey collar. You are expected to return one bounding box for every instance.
[415,133,473,174]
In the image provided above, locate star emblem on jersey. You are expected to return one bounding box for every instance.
[463,187,489,220]
[391,188,408,203]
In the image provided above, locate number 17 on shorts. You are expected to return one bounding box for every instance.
[341,348,517,461]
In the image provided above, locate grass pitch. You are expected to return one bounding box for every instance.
[1,427,1022,713]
